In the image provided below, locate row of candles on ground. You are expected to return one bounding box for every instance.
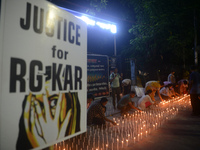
[54,95,191,150]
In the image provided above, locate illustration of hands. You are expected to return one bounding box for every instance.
[24,91,78,148]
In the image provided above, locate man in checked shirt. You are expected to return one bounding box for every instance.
[87,97,117,126]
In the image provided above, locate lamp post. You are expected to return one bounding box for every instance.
[114,35,117,56]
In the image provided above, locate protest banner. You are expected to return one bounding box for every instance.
[0,0,87,149]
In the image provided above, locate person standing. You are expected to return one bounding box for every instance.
[168,70,176,84]
[188,66,200,116]
[110,68,122,109]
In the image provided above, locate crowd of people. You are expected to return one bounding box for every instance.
[87,66,200,126]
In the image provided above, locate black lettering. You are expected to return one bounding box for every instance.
[20,2,31,30]
[64,51,68,60]
[10,58,26,92]
[52,63,62,91]
[76,25,81,46]
[75,66,82,90]
[64,65,73,90]
[29,61,43,92]
[33,6,44,33]
[57,50,63,59]
[52,46,56,58]
[57,16,63,39]
[64,19,67,41]
[20,5,83,46]
[68,22,74,44]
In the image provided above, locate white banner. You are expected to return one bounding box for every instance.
[0,0,87,149]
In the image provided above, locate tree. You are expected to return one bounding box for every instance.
[121,0,200,80]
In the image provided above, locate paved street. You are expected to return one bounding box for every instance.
[125,108,200,150]
[105,96,200,150]
[45,95,200,150]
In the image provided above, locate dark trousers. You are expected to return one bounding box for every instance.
[190,94,200,115]
[92,117,105,125]
[117,104,132,114]
[112,87,121,108]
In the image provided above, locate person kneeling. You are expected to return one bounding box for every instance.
[159,83,174,100]
[87,97,116,126]
[138,89,155,110]
[117,91,142,116]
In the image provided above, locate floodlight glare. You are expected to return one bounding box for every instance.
[79,16,95,26]
[96,22,117,34]
[110,25,117,34]
[59,7,117,34]
[96,22,108,29]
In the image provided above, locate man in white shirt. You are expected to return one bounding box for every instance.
[110,68,122,109]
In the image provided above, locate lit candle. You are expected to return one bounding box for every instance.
[141,132,142,140]
[66,144,68,150]
[146,131,148,137]
[117,138,119,150]
[112,143,113,150]
[62,141,64,149]
[128,134,130,140]
[82,142,85,149]
[55,144,57,150]
[143,124,146,130]
[138,134,140,141]
[126,139,128,147]
[122,141,124,148]
[106,144,108,150]
[134,137,136,144]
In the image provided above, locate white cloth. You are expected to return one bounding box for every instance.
[137,95,154,110]
[160,87,171,97]
[122,79,131,86]
[134,86,145,97]
[163,81,172,86]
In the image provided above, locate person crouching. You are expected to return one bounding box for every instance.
[87,97,116,126]
[117,91,142,116]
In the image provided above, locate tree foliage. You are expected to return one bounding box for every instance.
[121,0,200,79]
[86,0,108,14]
